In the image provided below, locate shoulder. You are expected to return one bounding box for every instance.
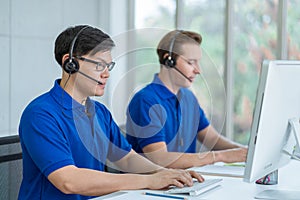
[93,100,111,116]
[22,92,54,116]
[19,91,61,135]
[129,84,159,105]
[180,88,198,101]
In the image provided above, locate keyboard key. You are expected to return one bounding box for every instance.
[165,178,222,196]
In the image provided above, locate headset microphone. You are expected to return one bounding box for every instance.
[163,30,192,83]
[77,70,103,85]
[172,66,192,82]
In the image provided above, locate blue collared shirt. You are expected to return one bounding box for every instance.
[126,74,209,153]
[18,79,131,200]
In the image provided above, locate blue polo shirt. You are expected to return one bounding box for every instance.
[126,74,210,153]
[18,79,131,200]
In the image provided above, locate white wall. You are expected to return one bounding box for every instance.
[0,0,129,137]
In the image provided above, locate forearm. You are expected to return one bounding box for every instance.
[114,150,163,174]
[199,126,243,150]
[48,165,150,196]
[148,149,246,168]
[212,135,243,150]
[144,151,215,169]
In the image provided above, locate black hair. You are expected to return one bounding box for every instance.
[54,25,115,66]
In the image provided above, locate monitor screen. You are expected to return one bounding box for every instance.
[244,60,300,183]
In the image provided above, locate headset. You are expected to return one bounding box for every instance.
[62,26,90,74]
[61,26,103,85]
[163,30,181,68]
[163,30,192,82]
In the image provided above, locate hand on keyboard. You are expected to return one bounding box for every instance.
[165,178,222,196]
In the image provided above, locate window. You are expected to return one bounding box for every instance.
[180,0,226,139]
[232,0,278,143]
[132,0,297,145]
[133,0,176,86]
[287,0,300,60]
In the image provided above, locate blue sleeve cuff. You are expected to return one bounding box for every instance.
[43,159,75,177]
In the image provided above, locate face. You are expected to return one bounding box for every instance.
[73,50,114,98]
[172,43,201,88]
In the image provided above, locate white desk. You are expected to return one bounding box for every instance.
[93,160,300,200]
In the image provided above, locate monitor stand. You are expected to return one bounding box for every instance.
[289,118,300,160]
[285,118,300,160]
[255,118,300,199]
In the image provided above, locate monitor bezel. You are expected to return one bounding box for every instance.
[243,60,300,183]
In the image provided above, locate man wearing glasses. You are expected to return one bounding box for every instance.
[18,25,203,200]
[126,30,248,169]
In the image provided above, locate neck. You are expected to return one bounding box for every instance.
[158,70,180,95]
[60,76,88,105]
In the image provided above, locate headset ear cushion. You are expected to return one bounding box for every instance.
[164,55,176,68]
[63,59,79,74]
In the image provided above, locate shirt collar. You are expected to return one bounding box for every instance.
[50,79,94,111]
[151,74,184,100]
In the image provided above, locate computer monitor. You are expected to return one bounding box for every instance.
[243,60,300,198]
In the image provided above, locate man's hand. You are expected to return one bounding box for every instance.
[145,169,204,190]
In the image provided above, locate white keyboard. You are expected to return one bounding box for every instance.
[165,178,222,196]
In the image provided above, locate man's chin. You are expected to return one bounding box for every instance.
[94,93,104,97]
[92,91,104,97]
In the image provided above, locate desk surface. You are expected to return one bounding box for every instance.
[93,160,300,200]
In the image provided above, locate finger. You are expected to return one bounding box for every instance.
[182,170,194,186]
[188,170,205,182]
[170,179,184,188]
[168,169,191,186]
[176,170,194,186]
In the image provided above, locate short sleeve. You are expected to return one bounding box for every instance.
[20,110,74,177]
[197,105,210,132]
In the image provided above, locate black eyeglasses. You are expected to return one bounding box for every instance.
[76,56,115,72]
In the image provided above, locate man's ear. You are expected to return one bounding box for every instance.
[62,54,70,66]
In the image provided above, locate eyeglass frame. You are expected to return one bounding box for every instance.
[75,56,115,72]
